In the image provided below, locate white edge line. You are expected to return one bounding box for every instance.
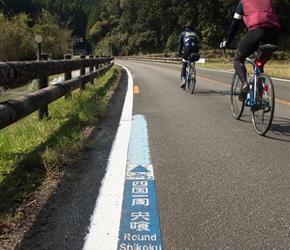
[83,64,133,250]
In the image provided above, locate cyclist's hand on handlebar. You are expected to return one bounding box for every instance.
[220,38,228,58]
[220,38,227,49]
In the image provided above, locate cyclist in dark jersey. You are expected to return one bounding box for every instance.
[178,21,200,89]
[220,0,280,101]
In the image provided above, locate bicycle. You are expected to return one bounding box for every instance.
[179,53,200,94]
[222,44,278,136]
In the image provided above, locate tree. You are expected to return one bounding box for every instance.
[0,13,35,61]
[1,0,290,58]
[33,9,72,59]
[273,0,290,33]
[104,0,122,17]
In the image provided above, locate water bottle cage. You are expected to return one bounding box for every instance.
[246,89,252,106]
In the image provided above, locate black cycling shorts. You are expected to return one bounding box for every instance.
[234,28,279,62]
[183,47,199,60]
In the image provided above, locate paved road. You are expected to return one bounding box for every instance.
[115,60,290,249]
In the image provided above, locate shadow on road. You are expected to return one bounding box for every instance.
[186,89,232,96]
[267,116,290,141]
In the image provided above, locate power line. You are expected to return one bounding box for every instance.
[0,0,16,16]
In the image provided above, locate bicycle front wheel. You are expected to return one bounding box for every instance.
[188,66,196,94]
[230,72,245,119]
[251,73,275,135]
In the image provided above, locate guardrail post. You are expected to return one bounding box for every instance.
[96,55,101,77]
[64,54,72,99]
[80,54,86,89]
[38,53,48,120]
[89,55,94,84]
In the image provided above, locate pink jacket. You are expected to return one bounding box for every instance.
[242,0,281,30]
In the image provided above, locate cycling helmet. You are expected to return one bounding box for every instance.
[185,21,193,29]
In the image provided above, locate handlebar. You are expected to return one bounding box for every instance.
[221,46,237,58]
[221,48,227,58]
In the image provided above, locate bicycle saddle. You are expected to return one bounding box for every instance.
[188,53,200,62]
[258,44,278,53]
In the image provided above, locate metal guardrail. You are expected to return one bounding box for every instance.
[0,56,114,130]
[118,56,206,66]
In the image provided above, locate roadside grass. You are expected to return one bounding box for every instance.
[203,60,290,79]
[0,65,121,225]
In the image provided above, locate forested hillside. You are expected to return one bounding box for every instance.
[0,0,289,60]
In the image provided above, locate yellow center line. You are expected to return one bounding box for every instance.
[197,75,230,87]
[134,86,140,94]
[275,98,290,105]
[130,71,139,93]
[169,69,290,106]
[199,76,290,105]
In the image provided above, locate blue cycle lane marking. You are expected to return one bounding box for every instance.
[118,114,163,250]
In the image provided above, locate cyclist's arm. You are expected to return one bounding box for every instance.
[196,29,201,42]
[227,1,243,46]
[178,32,184,54]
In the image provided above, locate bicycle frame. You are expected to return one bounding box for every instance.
[245,56,269,108]
[185,61,194,81]
[179,52,199,93]
[245,58,259,107]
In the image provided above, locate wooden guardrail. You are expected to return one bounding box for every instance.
[0,56,114,130]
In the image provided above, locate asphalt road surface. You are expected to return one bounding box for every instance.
[115,59,290,249]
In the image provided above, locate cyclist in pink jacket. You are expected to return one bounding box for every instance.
[220,0,280,101]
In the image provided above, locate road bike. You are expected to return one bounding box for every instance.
[180,53,200,94]
[222,44,278,135]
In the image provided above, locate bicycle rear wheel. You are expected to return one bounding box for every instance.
[251,73,275,135]
[188,66,196,94]
[230,72,245,119]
